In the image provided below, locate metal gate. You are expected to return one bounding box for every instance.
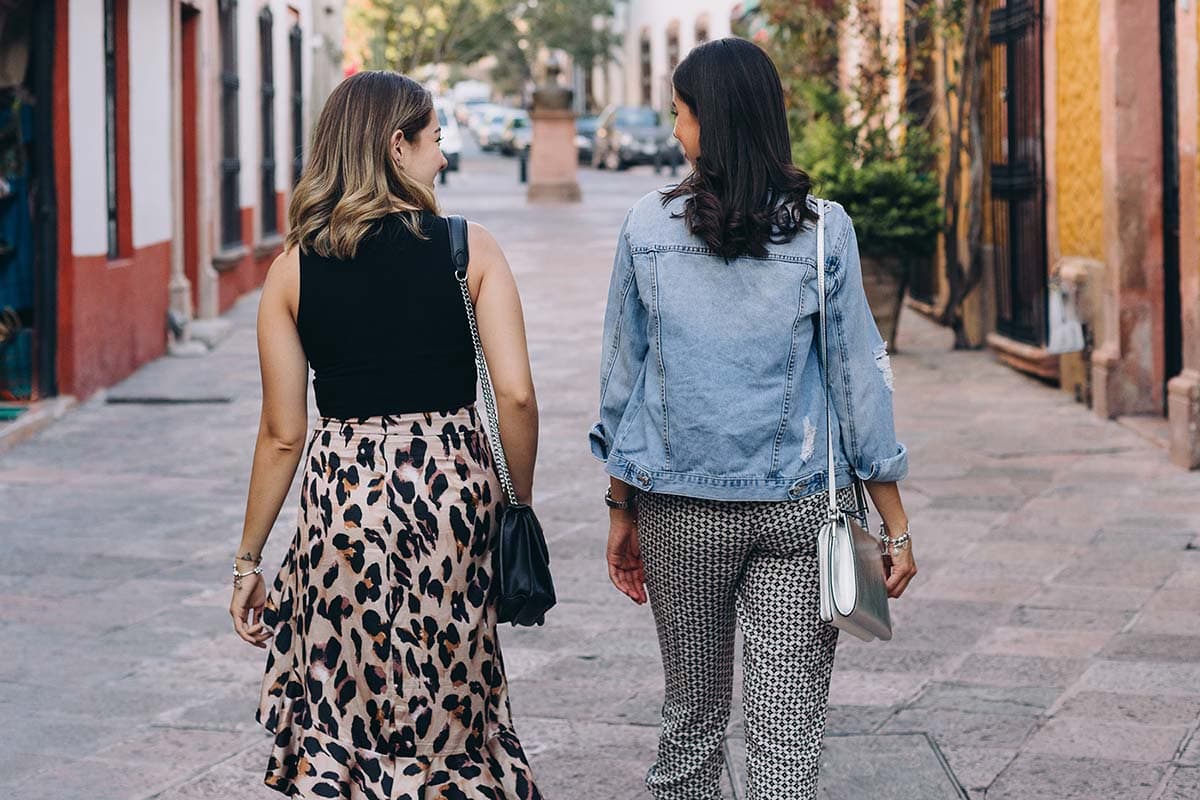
[987,0,1047,345]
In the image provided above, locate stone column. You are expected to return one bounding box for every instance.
[526,60,582,204]
[1091,0,1165,419]
[1169,0,1200,469]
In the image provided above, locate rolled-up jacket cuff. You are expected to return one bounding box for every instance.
[589,421,610,461]
[855,441,909,483]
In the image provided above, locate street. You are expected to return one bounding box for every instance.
[1,146,1199,800]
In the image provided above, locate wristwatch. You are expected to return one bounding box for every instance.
[604,486,636,511]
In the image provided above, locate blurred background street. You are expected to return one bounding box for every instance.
[1,140,1199,800]
[2,1,1200,799]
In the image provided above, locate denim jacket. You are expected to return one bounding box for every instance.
[588,189,908,501]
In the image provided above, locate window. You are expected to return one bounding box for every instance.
[219,0,241,249]
[290,23,303,186]
[666,23,680,72]
[259,7,277,236]
[639,31,652,106]
[103,0,120,259]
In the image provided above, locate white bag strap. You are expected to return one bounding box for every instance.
[814,200,838,517]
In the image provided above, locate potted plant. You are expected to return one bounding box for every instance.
[793,98,941,350]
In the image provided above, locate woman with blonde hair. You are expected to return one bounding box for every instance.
[229,70,543,799]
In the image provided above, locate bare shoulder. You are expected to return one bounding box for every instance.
[466,221,504,258]
[465,221,510,277]
[262,244,301,318]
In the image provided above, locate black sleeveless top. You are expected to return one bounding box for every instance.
[297,211,477,419]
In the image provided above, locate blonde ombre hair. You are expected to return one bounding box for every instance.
[286,71,438,260]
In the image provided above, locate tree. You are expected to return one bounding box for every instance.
[931,0,988,348]
[519,0,621,110]
[761,0,990,349]
[347,0,521,74]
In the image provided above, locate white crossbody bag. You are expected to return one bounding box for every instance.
[813,200,894,643]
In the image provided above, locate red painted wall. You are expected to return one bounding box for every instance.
[52,0,172,401]
[59,246,171,400]
[217,200,286,313]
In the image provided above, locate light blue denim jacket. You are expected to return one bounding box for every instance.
[588,189,908,501]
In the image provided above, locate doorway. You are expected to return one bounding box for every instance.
[181,4,200,314]
[1161,0,1183,415]
[987,0,1048,346]
[0,1,57,405]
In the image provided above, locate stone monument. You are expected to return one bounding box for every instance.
[526,58,582,203]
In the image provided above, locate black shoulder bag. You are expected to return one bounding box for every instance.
[446,215,556,627]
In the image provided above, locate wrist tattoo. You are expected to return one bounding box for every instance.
[238,551,263,564]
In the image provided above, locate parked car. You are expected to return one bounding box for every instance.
[500,111,532,156]
[455,97,491,126]
[466,103,499,141]
[434,101,463,171]
[592,105,682,171]
[575,115,599,163]
[479,108,516,151]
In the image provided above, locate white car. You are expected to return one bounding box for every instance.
[434,101,463,172]
[467,104,499,141]
[480,108,516,151]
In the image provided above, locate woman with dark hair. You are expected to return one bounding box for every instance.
[229,71,542,799]
[591,38,917,799]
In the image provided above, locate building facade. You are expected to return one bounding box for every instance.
[590,0,743,113]
[0,0,343,407]
[905,0,1200,469]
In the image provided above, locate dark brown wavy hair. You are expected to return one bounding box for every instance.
[662,38,817,259]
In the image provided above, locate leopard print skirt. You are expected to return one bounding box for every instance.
[256,406,542,800]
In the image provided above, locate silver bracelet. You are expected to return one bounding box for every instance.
[878,523,911,552]
[232,563,263,586]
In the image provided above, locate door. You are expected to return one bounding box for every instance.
[0,2,56,402]
[987,0,1047,345]
[181,4,200,313]
[1161,0,1182,414]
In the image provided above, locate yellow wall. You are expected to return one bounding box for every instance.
[1055,0,1104,261]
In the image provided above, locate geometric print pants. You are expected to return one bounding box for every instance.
[636,486,856,800]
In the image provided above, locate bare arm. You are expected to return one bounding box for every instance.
[864,480,917,598]
[467,222,538,504]
[230,248,308,647]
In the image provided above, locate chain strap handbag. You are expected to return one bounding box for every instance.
[813,200,894,643]
[446,214,557,627]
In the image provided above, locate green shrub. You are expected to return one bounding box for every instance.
[794,96,942,264]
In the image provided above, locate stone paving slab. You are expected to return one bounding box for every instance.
[0,148,1198,800]
[729,733,968,799]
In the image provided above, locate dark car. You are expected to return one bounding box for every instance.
[574,115,600,163]
[592,105,683,171]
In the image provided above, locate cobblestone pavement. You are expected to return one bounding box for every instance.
[1,147,1199,800]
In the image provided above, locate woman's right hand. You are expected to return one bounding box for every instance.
[606,510,647,605]
[885,541,917,598]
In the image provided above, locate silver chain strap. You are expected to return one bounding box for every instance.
[454,271,520,507]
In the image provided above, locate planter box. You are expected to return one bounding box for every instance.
[859,252,909,351]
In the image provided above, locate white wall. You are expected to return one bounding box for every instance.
[605,0,739,111]
[69,0,107,256]
[129,0,174,248]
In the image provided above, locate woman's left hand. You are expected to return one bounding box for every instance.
[230,574,273,648]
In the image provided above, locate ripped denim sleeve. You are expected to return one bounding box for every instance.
[824,212,909,483]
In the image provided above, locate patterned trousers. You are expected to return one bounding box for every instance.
[636,487,855,800]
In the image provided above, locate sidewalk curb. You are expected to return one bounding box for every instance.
[0,396,78,455]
